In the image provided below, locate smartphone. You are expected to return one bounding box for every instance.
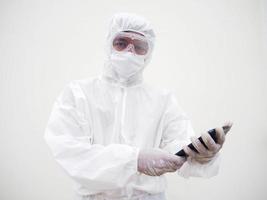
[175,125,231,157]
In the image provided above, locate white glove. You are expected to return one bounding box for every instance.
[183,122,233,164]
[137,148,186,176]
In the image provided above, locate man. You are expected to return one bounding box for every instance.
[44,13,232,200]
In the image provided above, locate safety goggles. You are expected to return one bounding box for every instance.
[112,32,149,55]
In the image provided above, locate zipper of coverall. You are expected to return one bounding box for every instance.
[119,86,128,143]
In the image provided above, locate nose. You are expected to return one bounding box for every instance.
[127,44,135,53]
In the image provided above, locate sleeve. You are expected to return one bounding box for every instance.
[44,81,139,192]
[159,92,221,178]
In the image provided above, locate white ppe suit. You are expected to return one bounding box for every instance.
[44,13,221,200]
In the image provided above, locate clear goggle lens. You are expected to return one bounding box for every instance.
[112,32,149,55]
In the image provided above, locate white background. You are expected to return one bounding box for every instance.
[0,0,267,199]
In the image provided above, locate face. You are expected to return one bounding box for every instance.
[112,31,149,56]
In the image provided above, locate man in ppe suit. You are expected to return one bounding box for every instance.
[44,13,232,200]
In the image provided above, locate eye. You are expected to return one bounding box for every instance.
[134,42,148,55]
[135,45,145,51]
[113,38,128,49]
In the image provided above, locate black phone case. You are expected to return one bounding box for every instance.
[175,126,228,157]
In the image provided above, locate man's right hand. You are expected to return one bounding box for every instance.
[137,148,186,176]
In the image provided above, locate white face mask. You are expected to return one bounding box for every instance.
[109,51,146,80]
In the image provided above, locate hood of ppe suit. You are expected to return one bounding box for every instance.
[102,13,156,87]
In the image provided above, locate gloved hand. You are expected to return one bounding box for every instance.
[183,122,233,164]
[137,148,186,176]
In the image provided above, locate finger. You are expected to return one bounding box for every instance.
[195,156,213,164]
[183,145,197,158]
[173,157,186,168]
[151,169,160,176]
[170,159,184,171]
[215,127,225,145]
[189,136,200,153]
[223,121,233,134]
[151,166,162,176]
[191,136,209,155]
[223,121,233,128]
[163,159,177,169]
[201,132,219,152]
[167,155,186,169]
[159,155,180,170]
[144,166,155,176]
[156,164,176,175]
[167,161,181,171]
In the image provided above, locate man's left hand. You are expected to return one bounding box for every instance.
[183,122,232,164]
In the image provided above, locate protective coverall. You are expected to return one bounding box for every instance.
[44,13,221,200]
